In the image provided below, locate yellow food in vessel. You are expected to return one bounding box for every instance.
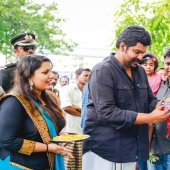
[53,134,88,141]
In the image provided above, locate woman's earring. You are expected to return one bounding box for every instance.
[29,80,34,90]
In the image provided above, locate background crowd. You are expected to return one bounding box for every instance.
[0,25,170,170]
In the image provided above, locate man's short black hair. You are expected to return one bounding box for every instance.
[116,26,151,49]
[51,70,59,78]
[164,48,170,59]
[60,76,69,81]
[75,68,91,76]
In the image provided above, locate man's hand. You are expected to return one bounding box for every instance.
[135,105,170,124]
[63,106,81,116]
[72,105,81,111]
[149,105,170,123]
[164,97,170,104]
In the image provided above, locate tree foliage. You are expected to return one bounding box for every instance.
[0,0,77,59]
[112,0,170,61]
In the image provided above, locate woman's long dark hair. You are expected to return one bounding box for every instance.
[13,55,65,131]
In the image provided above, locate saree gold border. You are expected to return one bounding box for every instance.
[10,162,33,170]
[3,92,54,170]
[18,139,35,155]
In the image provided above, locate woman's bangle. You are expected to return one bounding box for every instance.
[46,144,48,152]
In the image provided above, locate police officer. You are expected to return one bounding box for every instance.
[0,32,37,92]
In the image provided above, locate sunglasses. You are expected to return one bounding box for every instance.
[20,46,37,51]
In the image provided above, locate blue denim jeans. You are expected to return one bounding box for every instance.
[148,154,170,170]
[137,160,148,170]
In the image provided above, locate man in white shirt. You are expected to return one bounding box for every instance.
[60,76,69,87]
[60,68,90,134]
[60,68,90,170]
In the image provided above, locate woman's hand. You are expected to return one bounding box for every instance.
[48,143,74,158]
[59,132,68,136]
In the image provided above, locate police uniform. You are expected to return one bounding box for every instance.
[0,63,17,92]
[0,33,37,92]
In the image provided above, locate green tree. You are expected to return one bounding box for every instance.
[112,0,170,62]
[0,0,77,59]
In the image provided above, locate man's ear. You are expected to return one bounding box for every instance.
[76,75,79,79]
[13,48,18,55]
[119,42,126,52]
[13,48,17,54]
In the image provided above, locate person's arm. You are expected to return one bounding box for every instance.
[63,106,81,116]
[140,67,170,111]
[134,105,170,124]
[33,142,73,158]
[0,97,27,153]
[0,97,73,158]
[60,85,81,117]
[88,68,137,129]
[134,67,170,123]
[88,67,170,129]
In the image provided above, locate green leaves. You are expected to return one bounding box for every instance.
[0,0,77,59]
[113,0,170,66]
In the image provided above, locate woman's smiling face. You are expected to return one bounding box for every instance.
[29,61,53,92]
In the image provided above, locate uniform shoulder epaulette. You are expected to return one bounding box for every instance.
[2,63,16,69]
